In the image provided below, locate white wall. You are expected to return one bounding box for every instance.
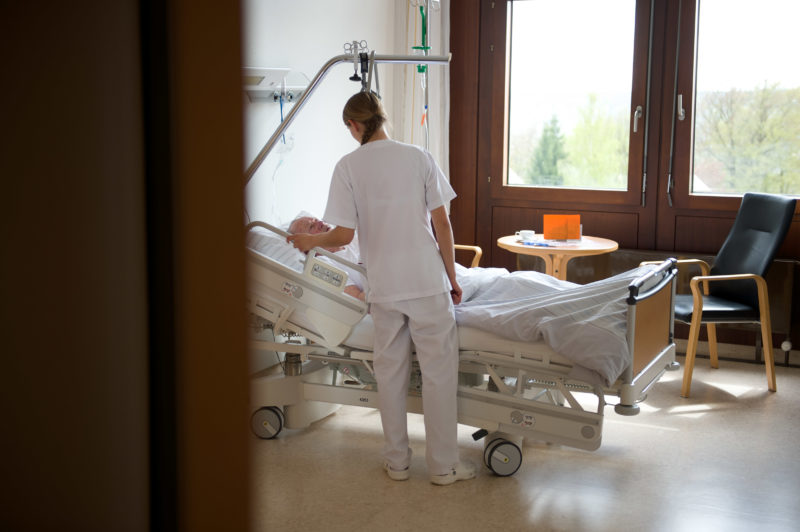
[242,0,399,226]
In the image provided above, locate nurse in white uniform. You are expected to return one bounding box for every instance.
[288,91,475,486]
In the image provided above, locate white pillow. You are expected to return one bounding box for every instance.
[246,227,304,272]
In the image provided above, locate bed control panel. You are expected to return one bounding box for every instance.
[306,258,348,293]
[311,263,344,287]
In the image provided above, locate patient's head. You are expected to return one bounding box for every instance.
[288,216,331,235]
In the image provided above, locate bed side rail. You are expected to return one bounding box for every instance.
[246,220,367,279]
[627,258,677,305]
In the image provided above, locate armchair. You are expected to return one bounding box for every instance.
[649,193,796,398]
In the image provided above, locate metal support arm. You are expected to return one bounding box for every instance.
[244,52,451,185]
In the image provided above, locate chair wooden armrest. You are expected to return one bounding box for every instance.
[640,258,710,275]
[688,273,768,308]
[454,244,483,268]
[641,258,711,294]
[674,258,711,275]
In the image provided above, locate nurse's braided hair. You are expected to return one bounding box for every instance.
[343,91,387,145]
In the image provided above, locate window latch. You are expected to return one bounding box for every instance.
[633,105,643,133]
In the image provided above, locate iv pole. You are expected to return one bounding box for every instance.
[411,1,433,150]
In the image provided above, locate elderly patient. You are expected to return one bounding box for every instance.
[288,215,366,300]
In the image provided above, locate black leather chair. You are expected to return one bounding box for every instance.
[668,193,796,397]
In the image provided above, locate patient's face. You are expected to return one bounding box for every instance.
[289,216,331,235]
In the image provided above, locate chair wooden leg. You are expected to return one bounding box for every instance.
[682,316,703,398]
[761,321,777,392]
[707,323,719,369]
[744,275,778,392]
[755,288,777,392]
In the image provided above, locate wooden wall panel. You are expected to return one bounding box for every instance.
[675,214,739,254]
[490,207,640,245]
[490,206,639,272]
[449,0,480,249]
[780,220,800,259]
[674,214,798,258]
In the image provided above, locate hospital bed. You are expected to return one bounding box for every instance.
[246,221,678,477]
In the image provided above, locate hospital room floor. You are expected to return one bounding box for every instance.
[250,356,800,532]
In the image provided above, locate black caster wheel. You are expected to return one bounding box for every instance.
[251,406,284,439]
[484,437,522,477]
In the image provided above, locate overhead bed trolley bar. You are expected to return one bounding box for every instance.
[244,51,452,185]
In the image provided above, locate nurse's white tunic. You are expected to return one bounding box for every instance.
[323,139,460,475]
[323,139,455,303]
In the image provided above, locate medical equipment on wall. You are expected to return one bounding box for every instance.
[242,67,307,103]
[242,67,308,223]
[243,41,451,185]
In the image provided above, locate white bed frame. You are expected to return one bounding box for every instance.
[246,223,678,476]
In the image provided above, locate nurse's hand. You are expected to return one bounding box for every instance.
[449,282,463,305]
[287,233,316,253]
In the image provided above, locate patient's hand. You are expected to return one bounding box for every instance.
[344,285,365,301]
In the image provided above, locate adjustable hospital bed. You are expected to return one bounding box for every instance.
[246,222,678,477]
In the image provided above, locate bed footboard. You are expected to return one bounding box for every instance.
[615,258,678,413]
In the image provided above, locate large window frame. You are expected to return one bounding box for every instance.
[486,0,652,208]
[460,0,797,264]
[671,0,800,212]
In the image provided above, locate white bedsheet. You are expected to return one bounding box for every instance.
[454,264,659,386]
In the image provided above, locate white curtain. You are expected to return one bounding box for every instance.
[390,0,450,180]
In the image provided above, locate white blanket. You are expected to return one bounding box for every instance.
[454,264,659,386]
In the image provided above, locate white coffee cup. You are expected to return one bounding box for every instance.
[515,230,536,242]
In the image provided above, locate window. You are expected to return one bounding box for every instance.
[506,0,637,190]
[690,0,800,196]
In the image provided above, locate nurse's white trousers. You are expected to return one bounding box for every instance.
[370,293,459,476]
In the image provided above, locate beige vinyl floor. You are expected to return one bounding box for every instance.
[250,357,800,532]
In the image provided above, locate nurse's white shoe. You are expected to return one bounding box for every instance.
[383,462,410,481]
[429,461,476,486]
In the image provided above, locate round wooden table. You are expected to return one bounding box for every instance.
[497,235,619,280]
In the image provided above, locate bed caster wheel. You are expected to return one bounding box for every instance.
[614,403,640,416]
[251,406,284,439]
[483,435,522,477]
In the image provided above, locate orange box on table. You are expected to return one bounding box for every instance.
[543,214,581,240]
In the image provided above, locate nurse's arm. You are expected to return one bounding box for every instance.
[287,225,354,253]
[430,205,462,305]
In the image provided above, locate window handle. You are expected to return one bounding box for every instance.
[677,94,686,121]
[633,105,643,133]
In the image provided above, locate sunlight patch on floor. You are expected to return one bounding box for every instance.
[605,418,680,431]
[635,401,660,414]
[701,381,755,397]
[667,403,713,418]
